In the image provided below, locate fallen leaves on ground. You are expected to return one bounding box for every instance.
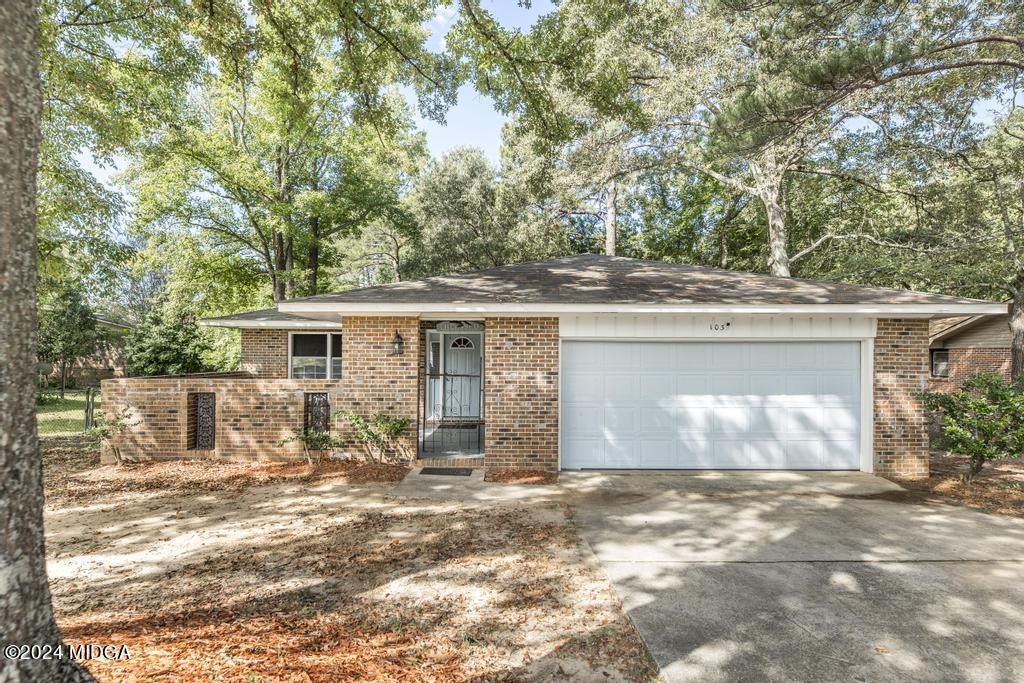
[43,438,409,503]
[484,468,559,485]
[895,453,1024,518]
[45,441,657,682]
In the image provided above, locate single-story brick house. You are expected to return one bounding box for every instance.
[928,312,1012,391]
[100,255,1006,477]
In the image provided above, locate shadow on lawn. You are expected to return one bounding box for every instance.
[48,478,658,682]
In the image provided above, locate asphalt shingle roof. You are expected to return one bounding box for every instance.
[281,254,992,307]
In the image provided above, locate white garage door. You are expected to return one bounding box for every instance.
[561,341,861,470]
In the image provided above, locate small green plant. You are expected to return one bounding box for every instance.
[998,481,1024,491]
[86,407,137,465]
[344,413,413,463]
[920,373,1024,483]
[277,427,341,465]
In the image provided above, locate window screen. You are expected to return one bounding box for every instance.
[931,349,950,378]
[331,334,342,378]
[292,334,328,379]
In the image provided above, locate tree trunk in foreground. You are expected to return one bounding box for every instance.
[0,2,94,680]
[750,157,791,277]
[605,177,617,257]
[1010,272,1024,383]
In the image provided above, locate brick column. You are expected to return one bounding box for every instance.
[336,316,420,458]
[873,318,929,478]
[484,317,559,471]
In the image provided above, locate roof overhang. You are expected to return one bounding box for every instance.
[200,318,342,329]
[277,301,1008,318]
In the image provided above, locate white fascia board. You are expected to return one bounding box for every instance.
[277,301,1008,317]
[199,319,342,329]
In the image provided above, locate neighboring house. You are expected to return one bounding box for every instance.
[100,255,1005,478]
[928,312,1012,391]
[46,315,130,387]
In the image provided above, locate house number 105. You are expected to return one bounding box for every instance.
[709,321,732,332]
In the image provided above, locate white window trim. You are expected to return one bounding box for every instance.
[288,331,341,380]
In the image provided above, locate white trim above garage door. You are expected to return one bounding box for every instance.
[559,314,877,340]
[560,340,866,471]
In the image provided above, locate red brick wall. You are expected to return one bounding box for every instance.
[928,347,1011,392]
[102,316,420,463]
[240,329,290,377]
[484,317,559,471]
[873,319,929,478]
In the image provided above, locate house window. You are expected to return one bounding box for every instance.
[304,392,330,432]
[290,333,342,379]
[931,349,950,378]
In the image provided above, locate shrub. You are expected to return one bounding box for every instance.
[345,413,413,463]
[920,373,1024,482]
[276,427,341,465]
[86,408,137,465]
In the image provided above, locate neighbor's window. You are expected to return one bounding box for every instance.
[931,349,950,378]
[291,333,342,379]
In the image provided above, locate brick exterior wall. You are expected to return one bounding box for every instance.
[484,317,560,471]
[102,317,419,463]
[928,347,1011,392]
[873,319,930,478]
[240,328,336,378]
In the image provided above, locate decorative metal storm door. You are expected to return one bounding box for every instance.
[422,322,484,455]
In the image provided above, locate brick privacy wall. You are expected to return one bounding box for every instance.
[927,347,1011,393]
[484,317,559,471]
[101,317,420,463]
[874,319,930,478]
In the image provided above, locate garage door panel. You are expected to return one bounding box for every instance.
[786,344,822,369]
[641,343,675,370]
[640,440,676,468]
[561,341,861,470]
[675,343,711,369]
[712,344,747,369]
[563,406,603,435]
[675,405,712,431]
[713,406,749,433]
[712,440,749,467]
[748,440,786,467]
[711,373,748,396]
[562,437,603,468]
[604,375,642,402]
[641,374,676,401]
[564,372,603,402]
[605,344,642,370]
[786,439,824,468]
[676,373,711,396]
[825,439,860,468]
[823,406,858,432]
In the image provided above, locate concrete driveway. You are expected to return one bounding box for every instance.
[562,471,1024,682]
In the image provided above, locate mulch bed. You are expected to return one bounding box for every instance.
[895,452,1024,518]
[485,468,559,485]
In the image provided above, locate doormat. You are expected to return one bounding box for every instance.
[420,467,473,477]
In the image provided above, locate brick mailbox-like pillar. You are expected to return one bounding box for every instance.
[873,318,930,478]
[484,317,560,471]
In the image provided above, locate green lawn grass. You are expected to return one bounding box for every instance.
[37,390,100,437]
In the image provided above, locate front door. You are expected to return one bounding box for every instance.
[426,330,483,422]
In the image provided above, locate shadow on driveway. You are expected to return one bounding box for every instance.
[563,471,1024,682]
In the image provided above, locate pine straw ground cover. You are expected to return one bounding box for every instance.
[894,452,1024,519]
[43,439,658,682]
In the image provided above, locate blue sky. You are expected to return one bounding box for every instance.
[415,1,553,161]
